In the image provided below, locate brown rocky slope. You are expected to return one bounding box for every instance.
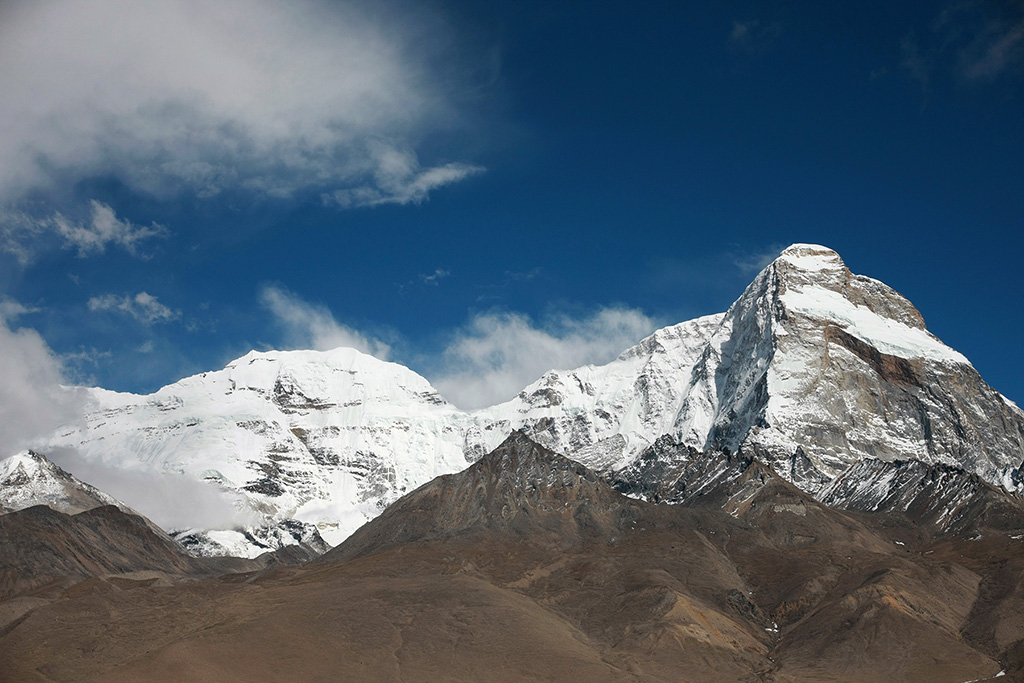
[2,432,1023,681]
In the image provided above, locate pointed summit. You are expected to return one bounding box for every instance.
[677,242,1018,481]
[494,243,1024,495]
[0,449,123,515]
[775,243,846,271]
[755,243,927,332]
[327,432,639,562]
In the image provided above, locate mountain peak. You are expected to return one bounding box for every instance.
[762,243,930,332]
[473,430,604,501]
[326,432,642,562]
[774,243,846,272]
[0,449,124,516]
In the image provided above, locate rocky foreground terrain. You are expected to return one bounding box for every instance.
[1,433,1023,682]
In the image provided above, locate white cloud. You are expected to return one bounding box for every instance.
[46,446,256,532]
[0,297,39,320]
[53,201,167,257]
[324,145,484,208]
[0,305,250,530]
[421,268,452,285]
[0,0,482,251]
[88,291,179,325]
[259,284,391,359]
[0,314,87,458]
[432,308,658,410]
[258,284,658,409]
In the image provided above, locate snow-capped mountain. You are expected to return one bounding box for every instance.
[49,348,479,550]
[41,244,1024,556]
[499,244,1024,489]
[0,450,125,515]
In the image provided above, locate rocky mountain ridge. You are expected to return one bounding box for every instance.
[4,433,1024,681]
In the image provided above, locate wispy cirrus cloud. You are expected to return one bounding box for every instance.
[420,268,452,285]
[1,201,166,265]
[959,18,1024,80]
[87,292,179,325]
[0,298,39,320]
[323,144,484,209]
[728,19,783,54]
[0,0,483,258]
[900,2,1024,91]
[259,284,392,359]
[53,201,167,258]
[731,243,785,275]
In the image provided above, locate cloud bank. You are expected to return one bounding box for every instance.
[47,446,256,532]
[0,311,86,458]
[0,301,251,530]
[0,0,482,256]
[432,308,658,410]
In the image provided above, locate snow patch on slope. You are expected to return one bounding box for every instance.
[781,285,967,364]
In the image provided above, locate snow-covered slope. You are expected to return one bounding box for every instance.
[49,348,476,550]
[40,244,1024,556]
[475,313,725,469]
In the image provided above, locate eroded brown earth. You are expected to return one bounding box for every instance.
[1,434,1021,682]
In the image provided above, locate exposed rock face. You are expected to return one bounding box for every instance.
[819,458,1024,536]
[330,431,644,561]
[729,245,1024,487]
[172,519,329,559]
[39,244,1024,553]
[609,438,765,509]
[612,435,1024,540]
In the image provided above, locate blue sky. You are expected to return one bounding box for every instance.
[0,0,1022,439]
